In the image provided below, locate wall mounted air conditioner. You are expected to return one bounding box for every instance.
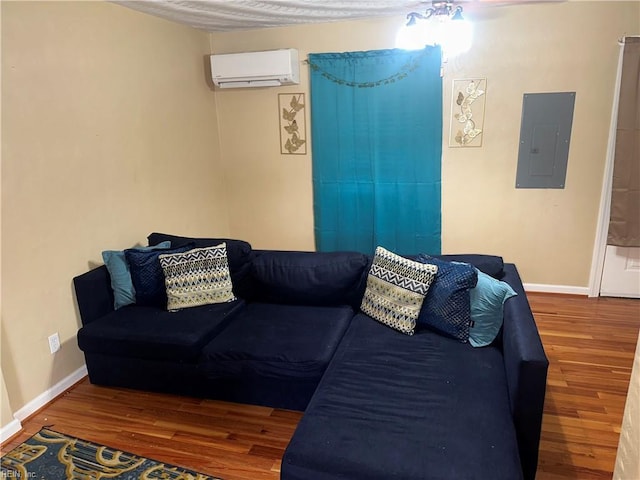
[210,49,299,89]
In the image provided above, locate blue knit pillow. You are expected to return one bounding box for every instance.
[102,241,171,310]
[125,243,194,308]
[416,254,478,342]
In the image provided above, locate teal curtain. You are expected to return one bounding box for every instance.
[309,47,442,255]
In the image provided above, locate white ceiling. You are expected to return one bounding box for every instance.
[114,0,564,33]
[113,1,438,32]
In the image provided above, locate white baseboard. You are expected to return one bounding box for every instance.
[600,290,640,299]
[524,283,589,296]
[13,364,88,422]
[0,418,22,443]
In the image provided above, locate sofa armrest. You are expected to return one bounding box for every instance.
[500,263,549,480]
[73,265,114,326]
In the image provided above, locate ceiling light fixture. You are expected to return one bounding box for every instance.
[396,1,473,58]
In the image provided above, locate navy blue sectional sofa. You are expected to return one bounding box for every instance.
[73,233,548,480]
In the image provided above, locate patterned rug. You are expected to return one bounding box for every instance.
[1,428,223,479]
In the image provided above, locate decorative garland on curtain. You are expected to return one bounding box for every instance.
[304,48,431,88]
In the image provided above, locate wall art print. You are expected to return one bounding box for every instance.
[449,78,486,147]
[279,93,307,155]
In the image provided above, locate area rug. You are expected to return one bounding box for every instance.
[1,428,223,479]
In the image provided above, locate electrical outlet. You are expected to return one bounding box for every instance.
[48,333,60,354]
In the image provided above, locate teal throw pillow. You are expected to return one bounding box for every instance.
[469,269,517,347]
[102,241,171,310]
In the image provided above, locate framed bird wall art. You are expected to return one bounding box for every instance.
[279,93,307,155]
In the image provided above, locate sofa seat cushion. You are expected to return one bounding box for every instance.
[77,300,245,362]
[282,312,523,480]
[200,303,353,381]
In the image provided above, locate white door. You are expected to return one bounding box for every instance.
[601,246,640,298]
[593,38,640,299]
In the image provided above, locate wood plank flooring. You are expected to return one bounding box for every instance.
[530,293,639,479]
[2,292,639,479]
[1,383,300,480]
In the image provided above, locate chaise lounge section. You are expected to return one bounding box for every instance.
[281,263,547,480]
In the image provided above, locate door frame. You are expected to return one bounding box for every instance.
[588,39,626,298]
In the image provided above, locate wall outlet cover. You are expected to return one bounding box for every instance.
[48,333,60,354]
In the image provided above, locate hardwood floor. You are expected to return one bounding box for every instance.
[530,293,639,480]
[1,384,300,480]
[2,292,639,479]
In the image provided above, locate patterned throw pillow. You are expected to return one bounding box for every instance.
[360,246,438,335]
[159,243,236,311]
[416,254,478,342]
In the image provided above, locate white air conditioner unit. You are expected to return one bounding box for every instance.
[210,49,300,89]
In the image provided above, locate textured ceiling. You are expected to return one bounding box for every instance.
[113,1,436,32]
[114,0,563,32]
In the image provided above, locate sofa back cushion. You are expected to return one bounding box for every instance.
[147,232,253,298]
[436,254,504,279]
[247,250,369,307]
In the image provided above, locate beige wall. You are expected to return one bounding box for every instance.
[0,1,8,433]
[0,9,9,424]
[1,1,228,415]
[211,1,640,286]
[1,369,15,436]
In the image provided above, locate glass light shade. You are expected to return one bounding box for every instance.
[441,17,473,57]
[396,14,473,58]
[395,21,429,50]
